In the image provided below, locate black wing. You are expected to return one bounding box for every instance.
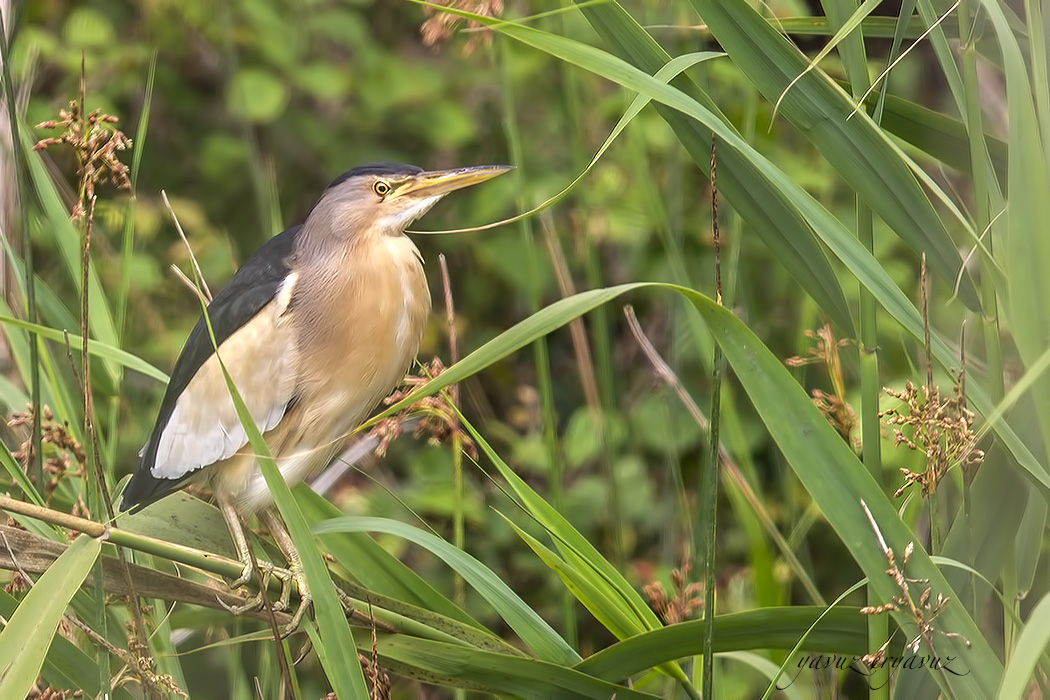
[121,226,301,512]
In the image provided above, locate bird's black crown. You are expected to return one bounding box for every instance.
[326,162,423,190]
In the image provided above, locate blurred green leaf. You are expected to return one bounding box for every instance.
[227,69,289,123]
[997,590,1050,699]
[61,8,115,48]
[294,62,350,100]
[629,392,701,455]
[564,408,621,468]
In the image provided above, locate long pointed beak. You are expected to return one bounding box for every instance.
[395,164,514,198]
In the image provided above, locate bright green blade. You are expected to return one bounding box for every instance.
[687,0,982,309]
[313,516,579,665]
[575,1,855,335]
[0,535,101,700]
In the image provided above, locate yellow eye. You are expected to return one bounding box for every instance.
[373,180,391,197]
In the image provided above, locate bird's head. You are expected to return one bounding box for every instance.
[313,162,512,240]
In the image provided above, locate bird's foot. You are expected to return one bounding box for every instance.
[336,587,356,617]
[217,591,265,616]
[219,560,295,616]
[280,560,311,637]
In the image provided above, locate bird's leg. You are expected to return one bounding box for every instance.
[255,511,387,634]
[216,496,293,616]
[218,496,257,589]
[258,508,311,635]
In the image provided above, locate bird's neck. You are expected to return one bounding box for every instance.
[292,231,429,344]
[289,231,431,439]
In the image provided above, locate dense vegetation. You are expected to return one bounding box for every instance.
[0,1,1046,699]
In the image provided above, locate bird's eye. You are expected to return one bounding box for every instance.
[373,181,391,197]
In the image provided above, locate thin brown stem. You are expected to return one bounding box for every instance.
[540,212,624,566]
[921,254,932,392]
[439,254,466,609]
[438,255,460,409]
[74,196,151,666]
[162,190,212,302]
[243,526,295,694]
[624,305,823,604]
[540,214,601,412]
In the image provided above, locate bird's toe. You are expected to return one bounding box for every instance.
[280,567,311,638]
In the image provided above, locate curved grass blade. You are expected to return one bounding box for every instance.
[863,86,1008,179]
[997,590,1050,700]
[357,631,660,700]
[295,485,483,629]
[189,268,369,697]
[0,315,169,383]
[457,416,664,627]
[572,1,856,335]
[213,354,369,698]
[772,0,883,120]
[574,607,866,682]
[364,275,1049,502]
[359,281,1000,695]
[313,516,579,665]
[0,534,101,699]
[770,15,925,38]
[490,509,694,691]
[416,50,723,235]
[24,126,121,384]
[688,0,981,310]
[0,590,109,698]
[687,291,999,695]
[723,651,805,700]
[496,511,651,640]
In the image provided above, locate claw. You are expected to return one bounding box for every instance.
[272,566,293,613]
[293,636,313,665]
[218,560,294,615]
[217,591,263,615]
[281,562,311,637]
[229,559,255,590]
[258,509,315,638]
[217,501,319,637]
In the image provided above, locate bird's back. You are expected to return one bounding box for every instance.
[207,232,431,512]
[121,227,301,512]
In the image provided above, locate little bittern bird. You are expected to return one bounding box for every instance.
[121,162,511,631]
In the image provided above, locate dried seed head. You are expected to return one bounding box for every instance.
[881,365,983,499]
[34,99,133,220]
[366,358,477,460]
[785,324,857,445]
[420,0,503,54]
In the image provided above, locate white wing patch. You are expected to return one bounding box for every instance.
[150,296,300,479]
